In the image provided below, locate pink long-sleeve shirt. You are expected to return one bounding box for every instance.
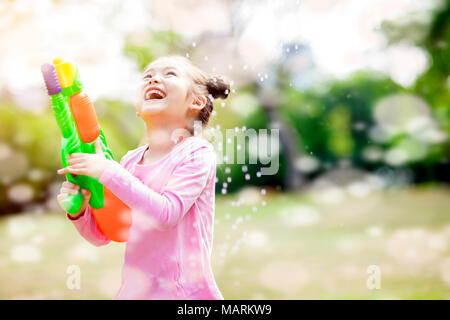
[66,136,223,300]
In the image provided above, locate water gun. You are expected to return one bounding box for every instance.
[41,58,131,242]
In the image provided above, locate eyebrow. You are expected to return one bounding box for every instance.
[143,66,180,75]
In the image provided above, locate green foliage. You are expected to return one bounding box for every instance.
[0,100,61,171]
[280,72,404,165]
[382,0,450,133]
[327,105,354,157]
[94,98,144,158]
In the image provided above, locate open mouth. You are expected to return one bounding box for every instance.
[144,87,167,101]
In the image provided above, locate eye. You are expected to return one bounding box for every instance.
[166,71,177,76]
[143,73,152,79]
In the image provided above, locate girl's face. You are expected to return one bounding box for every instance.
[136,59,206,120]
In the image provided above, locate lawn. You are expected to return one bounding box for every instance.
[1,185,449,299]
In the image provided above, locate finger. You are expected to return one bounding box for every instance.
[68,157,85,165]
[60,188,74,195]
[68,168,84,175]
[67,155,85,163]
[62,181,80,189]
[69,164,86,170]
[95,139,104,156]
[58,167,84,175]
[58,167,73,174]
[57,193,68,201]
[61,187,79,195]
[81,189,91,199]
[61,185,78,192]
[70,153,85,157]
[62,183,79,191]
[62,181,71,188]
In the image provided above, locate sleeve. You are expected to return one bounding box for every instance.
[99,145,215,231]
[66,205,111,247]
[66,151,132,246]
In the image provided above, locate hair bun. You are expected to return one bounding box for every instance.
[206,76,231,99]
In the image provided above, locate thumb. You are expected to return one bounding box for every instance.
[81,189,91,200]
[94,139,104,157]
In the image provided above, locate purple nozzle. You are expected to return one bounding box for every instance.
[41,63,61,95]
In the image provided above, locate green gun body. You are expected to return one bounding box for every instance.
[42,59,114,214]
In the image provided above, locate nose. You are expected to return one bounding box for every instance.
[147,75,161,85]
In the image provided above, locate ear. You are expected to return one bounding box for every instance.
[189,95,208,111]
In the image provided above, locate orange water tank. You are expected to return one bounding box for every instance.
[92,187,132,242]
[69,92,100,143]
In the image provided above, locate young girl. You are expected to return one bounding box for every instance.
[56,55,230,300]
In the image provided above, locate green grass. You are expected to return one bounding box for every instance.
[1,186,449,299]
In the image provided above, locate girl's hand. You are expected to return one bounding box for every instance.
[56,180,91,217]
[57,139,112,179]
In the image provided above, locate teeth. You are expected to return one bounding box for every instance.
[145,89,166,100]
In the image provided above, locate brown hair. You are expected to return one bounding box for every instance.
[146,55,231,129]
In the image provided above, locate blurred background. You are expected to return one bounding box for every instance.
[0,0,449,299]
